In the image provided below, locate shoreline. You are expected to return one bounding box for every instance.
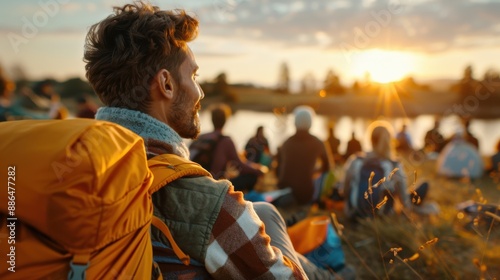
[202,90,500,120]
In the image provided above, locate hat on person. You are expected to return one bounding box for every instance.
[294,105,314,130]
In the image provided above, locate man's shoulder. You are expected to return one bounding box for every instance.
[313,134,325,144]
[175,173,229,185]
[154,175,231,211]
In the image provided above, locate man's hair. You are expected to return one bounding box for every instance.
[367,121,394,160]
[84,2,198,113]
[371,125,392,160]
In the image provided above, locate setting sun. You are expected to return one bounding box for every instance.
[351,49,416,83]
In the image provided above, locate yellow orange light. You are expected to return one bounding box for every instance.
[351,49,416,84]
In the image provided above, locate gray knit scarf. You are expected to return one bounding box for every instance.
[95,107,189,159]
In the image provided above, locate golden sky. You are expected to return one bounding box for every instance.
[1,0,500,88]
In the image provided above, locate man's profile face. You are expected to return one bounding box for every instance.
[168,47,204,139]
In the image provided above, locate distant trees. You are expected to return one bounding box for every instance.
[213,72,228,95]
[59,77,94,98]
[399,76,430,91]
[458,65,477,97]
[276,62,290,94]
[449,65,479,99]
[323,69,345,95]
[351,73,378,95]
[275,64,350,95]
[215,72,237,101]
[200,72,237,102]
[448,65,500,101]
[300,72,316,95]
[483,68,500,84]
[352,80,361,92]
[480,68,500,96]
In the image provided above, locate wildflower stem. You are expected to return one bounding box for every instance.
[394,255,424,280]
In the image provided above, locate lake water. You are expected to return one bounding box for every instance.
[194,110,500,157]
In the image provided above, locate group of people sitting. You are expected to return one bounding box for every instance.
[0,69,98,122]
[190,103,434,224]
[397,118,495,179]
[193,100,500,225]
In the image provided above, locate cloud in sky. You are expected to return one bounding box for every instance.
[2,0,499,52]
[1,0,499,83]
[193,0,500,53]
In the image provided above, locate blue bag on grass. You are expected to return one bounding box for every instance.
[288,216,346,271]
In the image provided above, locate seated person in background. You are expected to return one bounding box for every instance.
[463,118,479,150]
[276,105,330,207]
[344,131,362,161]
[192,104,265,192]
[76,96,98,118]
[491,140,500,172]
[0,68,47,121]
[396,124,413,153]
[437,129,484,179]
[326,122,342,164]
[424,119,445,153]
[0,67,17,122]
[342,122,429,220]
[31,79,68,119]
[245,125,272,166]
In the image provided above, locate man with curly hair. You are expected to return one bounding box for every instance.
[85,2,317,279]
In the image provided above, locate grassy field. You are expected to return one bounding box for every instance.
[328,158,500,280]
[257,156,500,279]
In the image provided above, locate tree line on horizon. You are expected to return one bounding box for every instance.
[201,62,500,103]
[3,62,500,103]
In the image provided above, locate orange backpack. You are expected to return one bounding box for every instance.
[0,119,208,279]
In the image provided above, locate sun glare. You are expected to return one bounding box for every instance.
[351,49,416,84]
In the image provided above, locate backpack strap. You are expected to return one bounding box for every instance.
[147,154,212,267]
[68,253,90,280]
[148,154,212,195]
[151,216,190,266]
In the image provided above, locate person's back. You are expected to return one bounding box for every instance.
[343,123,413,220]
[245,125,270,164]
[0,68,33,121]
[277,106,329,205]
[424,120,444,153]
[465,130,479,150]
[76,96,98,119]
[194,104,264,191]
[396,124,413,152]
[344,152,404,218]
[345,132,362,160]
[491,140,500,172]
[326,124,341,162]
[437,132,484,179]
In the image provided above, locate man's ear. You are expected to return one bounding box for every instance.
[155,69,174,100]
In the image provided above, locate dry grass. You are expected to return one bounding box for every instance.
[334,159,500,279]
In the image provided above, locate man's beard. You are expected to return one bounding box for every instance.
[168,88,201,139]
